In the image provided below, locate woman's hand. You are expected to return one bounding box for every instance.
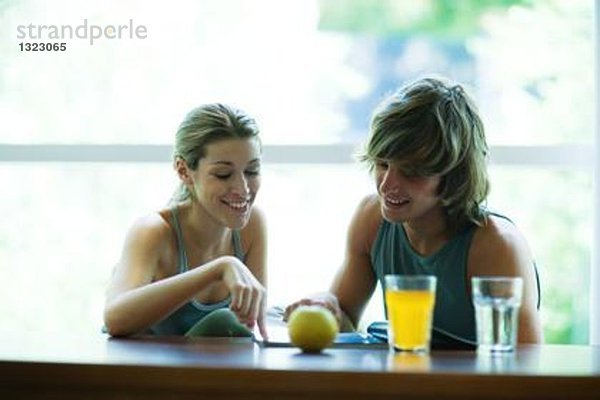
[218,256,268,339]
[283,292,343,325]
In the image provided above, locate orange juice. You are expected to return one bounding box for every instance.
[385,289,435,351]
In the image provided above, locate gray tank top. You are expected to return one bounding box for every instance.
[148,207,246,336]
[371,213,540,346]
[371,219,478,343]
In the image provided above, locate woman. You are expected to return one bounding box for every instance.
[285,77,542,344]
[104,103,267,338]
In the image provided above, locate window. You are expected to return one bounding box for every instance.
[0,0,595,343]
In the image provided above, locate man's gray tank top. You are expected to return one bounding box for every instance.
[148,208,246,336]
[371,219,478,343]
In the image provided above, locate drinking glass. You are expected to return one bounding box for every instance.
[471,276,523,353]
[384,275,437,352]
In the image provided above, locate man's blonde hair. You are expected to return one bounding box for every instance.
[359,77,489,232]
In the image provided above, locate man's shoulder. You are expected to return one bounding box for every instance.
[469,214,532,275]
[357,194,382,218]
[350,194,384,252]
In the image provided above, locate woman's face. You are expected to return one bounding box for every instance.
[190,137,261,229]
[374,159,442,224]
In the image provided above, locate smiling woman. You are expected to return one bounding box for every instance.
[103,104,268,339]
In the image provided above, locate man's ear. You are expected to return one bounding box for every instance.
[174,157,193,184]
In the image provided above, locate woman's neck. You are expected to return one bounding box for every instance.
[177,201,230,252]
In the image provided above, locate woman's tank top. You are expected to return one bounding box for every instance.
[148,207,246,336]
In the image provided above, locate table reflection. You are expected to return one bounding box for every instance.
[388,351,432,372]
[475,350,518,373]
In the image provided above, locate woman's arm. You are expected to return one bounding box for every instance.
[468,215,543,343]
[104,213,265,337]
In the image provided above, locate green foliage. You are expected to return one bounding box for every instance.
[318,0,529,37]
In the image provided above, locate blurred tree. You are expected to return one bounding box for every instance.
[318,0,529,37]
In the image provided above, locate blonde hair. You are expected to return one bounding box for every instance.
[359,77,489,232]
[170,103,260,204]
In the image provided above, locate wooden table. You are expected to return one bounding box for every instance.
[1,332,599,400]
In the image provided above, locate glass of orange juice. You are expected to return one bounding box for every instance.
[384,275,437,352]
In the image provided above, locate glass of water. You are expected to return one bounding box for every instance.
[471,276,523,353]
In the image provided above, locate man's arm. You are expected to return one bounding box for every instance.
[285,195,381,331]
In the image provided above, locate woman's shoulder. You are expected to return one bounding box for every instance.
[242,205,266,232]
[124,210,174,250]
[239,205,267,247]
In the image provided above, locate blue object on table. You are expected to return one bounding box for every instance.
[366,321,477,350]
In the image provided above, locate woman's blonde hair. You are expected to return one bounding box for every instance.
[170,103,260,204]
[359,77,489,232]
